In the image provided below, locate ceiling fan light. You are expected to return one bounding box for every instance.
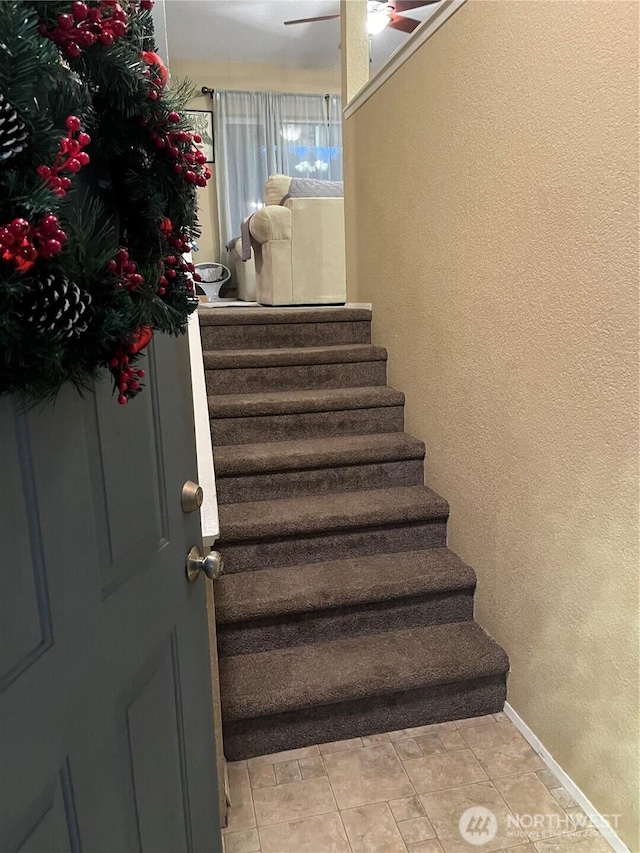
[367,9,390,35]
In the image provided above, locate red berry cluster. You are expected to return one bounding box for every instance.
[155,217,197,293]
[158,250,197,296]
[158,226,202,294]
[109,325,152,404]
[38,0,145,59]
[149,111,212,187]
[109,351,146,404]
[37,117,90,198]
[0,214,67,273]
[107,248,144,290]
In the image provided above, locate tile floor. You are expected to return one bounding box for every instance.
[222,714,615,853]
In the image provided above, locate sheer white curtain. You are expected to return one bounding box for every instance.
[213,90,343,251]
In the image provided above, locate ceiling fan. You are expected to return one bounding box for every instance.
[284,1,441,36]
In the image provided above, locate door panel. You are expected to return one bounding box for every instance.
[0,332,221,853]
[15,761,80,853]
[125,632,191,853]
[84,357,169,598]
[0,409,53,689]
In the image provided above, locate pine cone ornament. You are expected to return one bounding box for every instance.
[23,272,92,338]
[0,94,28,162]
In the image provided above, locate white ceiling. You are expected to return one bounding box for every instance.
[165,0,438,73]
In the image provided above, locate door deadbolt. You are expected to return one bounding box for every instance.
[186,546,224,583]
[182,480,204,513]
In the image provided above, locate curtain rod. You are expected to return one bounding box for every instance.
[200,87,333,99]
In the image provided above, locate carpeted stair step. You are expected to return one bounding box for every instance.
[216,548,476,655]
[203,344,387,394]
[199,306,371,350]
[209,386,405,446]
[217,485,449,572]
[214,433,425,503]
[218,485,448,542]
[219,621,509,760]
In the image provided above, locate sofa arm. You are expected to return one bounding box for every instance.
[249,205,292,245]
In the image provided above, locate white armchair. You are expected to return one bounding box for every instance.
[249,175,346,306]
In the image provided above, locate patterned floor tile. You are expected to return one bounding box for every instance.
[403,748,488,793]
[438,731,467,751]
[299,754,326,780]
[247,745,319,767]
[223,827,260,853]
[324,743,414,809]
[389,722,457,740]
[397,816,436,844]
[461,722,545,778]
[227,762,256,831]
[258,812,350,853]
[493,773,571,841]
[274,759,302,785]
[389,795,426,822]
[407,841,445,853]
[248,764,276,790]
[319,737,363,754]
[252,776,337,827]
[341,802,407,853]
[421,781,527,852]
[533,830,614,853]
[456,715,498,728]
[222,719,614,853]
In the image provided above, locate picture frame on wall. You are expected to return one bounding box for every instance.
[185,109,214,163]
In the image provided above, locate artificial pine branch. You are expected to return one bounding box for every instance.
[1,0,208,406]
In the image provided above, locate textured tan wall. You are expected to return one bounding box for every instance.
[168,59,341,261]
[340,0,369,104]
[345,1,639,847]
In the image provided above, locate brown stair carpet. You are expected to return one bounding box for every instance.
[209,386,405,446]
[204,343,388,394]
[213,433,425,503]
[215,549,477,656]
[201,306,509,761]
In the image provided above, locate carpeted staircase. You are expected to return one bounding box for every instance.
[201,306,509,761]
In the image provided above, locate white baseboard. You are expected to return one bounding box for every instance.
[504,703,630,853]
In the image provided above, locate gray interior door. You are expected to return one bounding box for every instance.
[0,332,221,853]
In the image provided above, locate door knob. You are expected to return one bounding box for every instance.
[186,546,224,583]
[182,480,204,513]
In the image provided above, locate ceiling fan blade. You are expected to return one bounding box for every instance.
[388,14,421,33]
[284,14,341,25]
[391,0,440,11]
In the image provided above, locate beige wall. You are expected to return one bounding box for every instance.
[168,59,341,261]
[340,0,369,104]
[345,1,639,848]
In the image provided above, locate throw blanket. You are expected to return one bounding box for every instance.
[239,215,253,261]
[282,177,343,202]
[225,215,254,262]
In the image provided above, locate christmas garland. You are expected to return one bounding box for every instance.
[0,0,211,404]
